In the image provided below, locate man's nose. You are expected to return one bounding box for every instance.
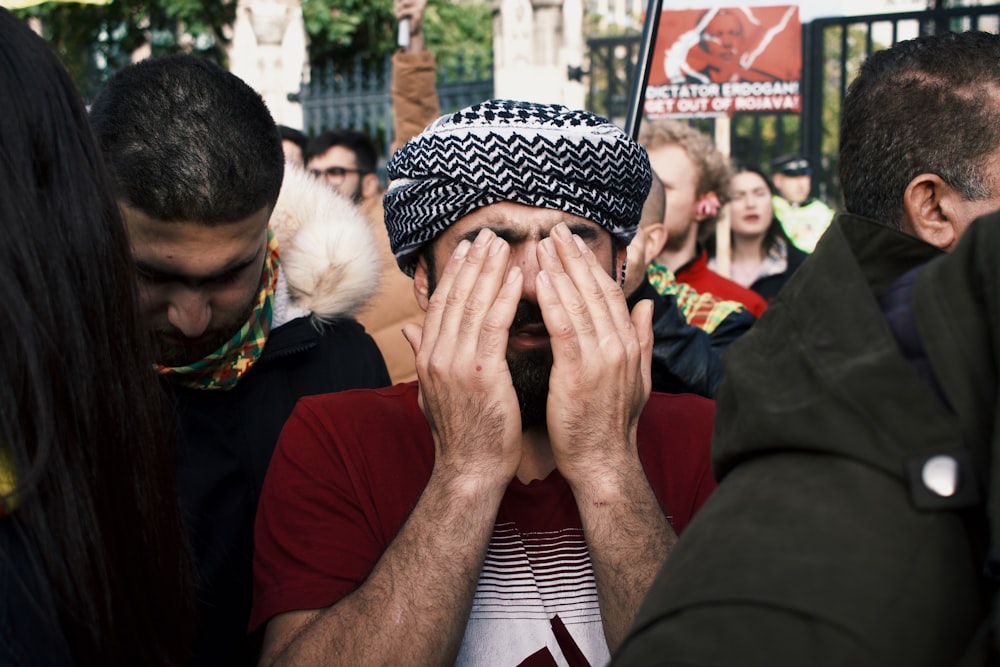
[514,245,543,302]
[166,289,212,338]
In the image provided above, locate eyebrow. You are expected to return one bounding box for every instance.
[134,245,263,286]
[458,222,601,245]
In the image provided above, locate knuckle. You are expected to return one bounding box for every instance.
[565,298,589,317]
[444,291,467,310]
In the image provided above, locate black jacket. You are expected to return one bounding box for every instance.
[751,240,809,301]
[628,278,753,398]
[171,166,391,666]
[172,316,389,667]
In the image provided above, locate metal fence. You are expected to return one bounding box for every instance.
[296,52,494,165]
[804,3,1000,208]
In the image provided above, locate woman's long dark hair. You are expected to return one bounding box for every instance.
[708,162,790,259]
[0,10,195,664]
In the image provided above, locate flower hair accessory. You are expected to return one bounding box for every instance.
[695,192,721,219]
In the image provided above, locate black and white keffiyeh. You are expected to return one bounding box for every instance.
[383,99,652,276]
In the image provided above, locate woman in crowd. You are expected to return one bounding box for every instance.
[709,163,808,301]
[0,9,195,665]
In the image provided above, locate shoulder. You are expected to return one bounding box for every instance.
[787,242,810,268]
[294,381,419,421]
[285,382,423,449]
[268,382,427,483]
[637,393,717,531]
[639,392,715,439]
[263,316,391,389]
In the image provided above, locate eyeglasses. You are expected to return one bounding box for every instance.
[309,166,365,180]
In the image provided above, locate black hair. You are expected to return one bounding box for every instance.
[0,9,195,664]
[305,128,379,174]
[89,54,284,224]
[278,125,308,151]
[840,31,1000,230]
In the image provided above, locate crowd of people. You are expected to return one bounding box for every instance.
[3,3,1000,664]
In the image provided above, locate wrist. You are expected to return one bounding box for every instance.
[404,32,425,54]
[429,461,511,501]
[560,450,645,499]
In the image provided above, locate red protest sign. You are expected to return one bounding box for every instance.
[644,5,801,118]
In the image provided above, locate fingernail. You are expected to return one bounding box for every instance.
[540,237,556,256]
[573,235,588,253]
[552,223,571,242]
[474,228,493,248]
[506,265,521,283]
[489,237,505,256]
[453,239,471,259]
[537,270,551,287]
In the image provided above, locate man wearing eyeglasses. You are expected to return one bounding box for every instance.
[305,129,380,205]
[301,0,441,386]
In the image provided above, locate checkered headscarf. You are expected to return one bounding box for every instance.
[383,99,652,276]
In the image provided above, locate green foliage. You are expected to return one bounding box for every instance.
[302,0,394,68]
[304,0,492,72]
[15,0,491,101]
[14,0,231,102]
[424,1,492,74]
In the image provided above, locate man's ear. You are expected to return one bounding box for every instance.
[641,223,669,264]
[615,241,629,282]
[693,191,722,223]
[903,173,958,249]
[412,255,431,311]
[362,172,381,201]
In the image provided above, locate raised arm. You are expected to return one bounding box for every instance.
[259,230,524,666]
[536,223,677,651]
[391,0,441,153]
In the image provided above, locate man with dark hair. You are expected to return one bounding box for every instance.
[312,0,443,385]
[614,30,1000,667]
[305,128,380,204]
[278,125,308,166]
[250,99,717,666]
[89,55,390,666]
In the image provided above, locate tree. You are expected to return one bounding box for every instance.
[303,0,491,72]
[15,0,492,102]
[15,0,233,101]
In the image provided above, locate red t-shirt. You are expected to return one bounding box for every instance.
[252,382,716,664]
[677,248,768,317]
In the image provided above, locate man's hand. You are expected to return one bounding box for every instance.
[403,228,524,490]
[395,0,427,52]
[535,222,654,487]
[534,222,665,651]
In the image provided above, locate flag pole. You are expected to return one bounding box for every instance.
[624,0,664,140]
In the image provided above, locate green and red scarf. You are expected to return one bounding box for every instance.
[156,229,280,391]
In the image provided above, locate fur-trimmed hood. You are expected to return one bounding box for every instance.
[268,164,381,324]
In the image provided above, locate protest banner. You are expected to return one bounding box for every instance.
[644,5,801,119]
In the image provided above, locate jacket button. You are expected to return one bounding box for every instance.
[921,455,958,497]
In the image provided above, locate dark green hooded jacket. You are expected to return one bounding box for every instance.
[614,212,1000,667]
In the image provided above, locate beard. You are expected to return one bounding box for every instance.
[149,296,258,367]
[349,180,364,204]
[507,300,552,428]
